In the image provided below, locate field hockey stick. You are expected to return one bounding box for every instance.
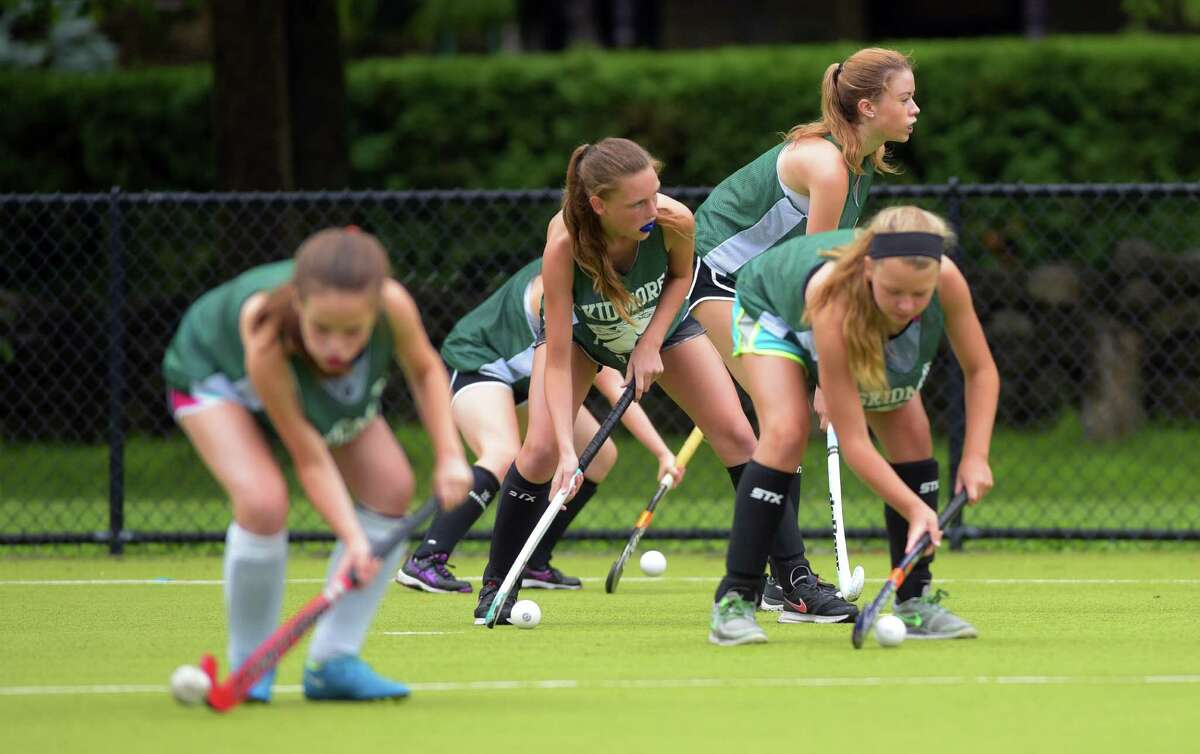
[485,384,636,627]
[850,489,969,649]
[200,497,439,711]
[827,426,865,601]
[604,426,705,594]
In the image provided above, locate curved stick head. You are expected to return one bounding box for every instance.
[845,566,866,601]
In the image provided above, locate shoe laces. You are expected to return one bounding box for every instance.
[429,552,458,579]
[919,588,952,613]
[717,592,754,620]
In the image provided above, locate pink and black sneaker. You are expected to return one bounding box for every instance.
[520,564,582,590]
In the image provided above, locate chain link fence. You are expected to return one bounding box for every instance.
[2,183,1199,551]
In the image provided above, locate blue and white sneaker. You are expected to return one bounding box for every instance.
[245,669,275,703]
[302,656,410,701]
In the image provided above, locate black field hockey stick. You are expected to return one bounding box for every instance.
[200,497,439,711]
[605,426,705,593]
[485,384,636,627]
[851,489,970,649]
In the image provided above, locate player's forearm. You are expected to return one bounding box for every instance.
[545,356,578,456]
[961,363,999,462]
[640,275,689,347]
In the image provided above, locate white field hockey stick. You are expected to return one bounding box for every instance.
[827,425,866,601]
[484,384,636,627]
[604,426,705,593]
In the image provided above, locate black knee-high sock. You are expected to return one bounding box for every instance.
[716,461,795,603]
[414,465,500,558]
[529,479,598,569]
[484,465,550,582]
[726,463,746,491]
[885,458,939,602]
[769,470,810,584]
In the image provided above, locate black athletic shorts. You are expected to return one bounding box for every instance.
[686,257,736,314]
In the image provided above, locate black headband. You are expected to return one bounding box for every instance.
[867,232,944,260]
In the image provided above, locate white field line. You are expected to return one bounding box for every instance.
[2,674,1199,698]
[2,576,1199,587]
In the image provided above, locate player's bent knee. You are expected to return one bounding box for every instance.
[230,487,290,535]
[714,415,758,459]
[477,441,520,476]
[372,480,415,517]
[516,437,559,479]
[758,418,808,466]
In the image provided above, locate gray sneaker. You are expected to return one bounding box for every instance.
[709,591,768,646]
[892,588,978,639]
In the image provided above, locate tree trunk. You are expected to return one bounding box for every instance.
[286,1,349,190]
[211,0,292,191]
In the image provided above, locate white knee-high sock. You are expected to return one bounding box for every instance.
[307,506,407,665]
[223,523,288,670]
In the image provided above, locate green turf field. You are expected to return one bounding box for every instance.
[2,549,1197,753]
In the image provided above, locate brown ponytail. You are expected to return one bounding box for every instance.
[787,48,913,176]
[561,137,663,325]
[805,206,954,392]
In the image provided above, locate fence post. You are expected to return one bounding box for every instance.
[106,187,127,555]
[945,177,968,550]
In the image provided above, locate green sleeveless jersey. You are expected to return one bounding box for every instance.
[162,260,395,446]
[736,230,944,412]
[441,258,542,392]
[695,135,873,278]
[570,225,686,371]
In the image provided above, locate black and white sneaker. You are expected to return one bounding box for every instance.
[396,551,472,594]
[473,579,518,625]
[521,564,582,590]
[759,576,785,612]
[777,566,859,624]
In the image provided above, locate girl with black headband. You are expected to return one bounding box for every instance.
[688,48,920,615]
[708,206,999,646]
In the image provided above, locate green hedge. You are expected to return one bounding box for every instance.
[3,35,1199,192]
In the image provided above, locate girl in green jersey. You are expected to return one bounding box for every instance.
[163,228,472,698]
[474,137,757,624]
[708,207,999,645]
[396,261,684,594]
[690,47,920,390]
[691,47,920,613]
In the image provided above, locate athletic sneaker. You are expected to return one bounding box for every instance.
[245,669,275,703]
[473,579,517,626]
[777,566,859,624]
[302,655,410,701]
[892,588,978,639]
[709,591,768,646]
[759,576,784,612]
[395,551,472,594]
[521,564,582,590]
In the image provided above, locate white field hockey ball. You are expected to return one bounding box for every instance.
[639,550,667,577]
[875,614,907,648]
[169,664,212,705]
[511,599,541,629]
